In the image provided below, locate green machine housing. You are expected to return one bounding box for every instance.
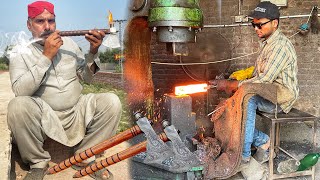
[148,0,203,43]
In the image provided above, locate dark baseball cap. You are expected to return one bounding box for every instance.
[249,1,280,20]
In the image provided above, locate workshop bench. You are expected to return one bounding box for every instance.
[257,108,317,180]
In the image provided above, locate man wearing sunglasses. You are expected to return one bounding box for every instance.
[211,0,298,175]
[7,1,121,179]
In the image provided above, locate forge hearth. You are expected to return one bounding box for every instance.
[131,94,203,179]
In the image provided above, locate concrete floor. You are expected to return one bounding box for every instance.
[1,70,319,180]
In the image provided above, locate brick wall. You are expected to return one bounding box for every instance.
[150,0,320,116]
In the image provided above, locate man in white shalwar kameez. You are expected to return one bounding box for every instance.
[7,1,121,179]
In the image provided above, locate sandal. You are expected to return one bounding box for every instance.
[253,147,276,164]
[72,162,113,180]
[24,167,47,180]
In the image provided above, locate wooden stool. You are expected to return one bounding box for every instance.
[257,108,317,180]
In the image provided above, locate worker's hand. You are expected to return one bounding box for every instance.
[43,31,63,61]
[86,29,106,55]
[209,79,239,95]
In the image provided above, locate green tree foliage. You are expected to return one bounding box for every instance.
[0,55,9,65]
[1,46,10,65]
[0,55,9,70]
[0,46,11,70]
[99,48,121,63]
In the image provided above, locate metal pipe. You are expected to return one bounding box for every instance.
[280,14,319,19]
[46,124,143,174]
[204,23,250,28]
[47,112,151,175]
[40,29,116,37]
[204,14,320,28]
[73,132,170,178]
[59,29,112,36]
[238,0,242,16]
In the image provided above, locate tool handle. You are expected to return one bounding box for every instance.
[46,125,142,174]
[73,132,170,178]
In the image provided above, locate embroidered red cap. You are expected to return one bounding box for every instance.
[28,1,55,18]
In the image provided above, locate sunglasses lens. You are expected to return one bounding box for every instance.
[251,23,262,29]
[252,20,272,29]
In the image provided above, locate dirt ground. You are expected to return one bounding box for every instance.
[10,142,132,180]
[0,71,132,180]
[0,71,14,180]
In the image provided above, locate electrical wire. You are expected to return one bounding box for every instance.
[287,6,316,39]
[306,6,315,24]
[151,51,258,66]
[179,55,206,82]
[288,31,300,39]
[177,32,234,81]
[151,27,303,67]
[230,25,243,52]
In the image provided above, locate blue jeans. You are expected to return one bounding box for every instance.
[242,95,281,159]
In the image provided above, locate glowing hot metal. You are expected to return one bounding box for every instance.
[174,83,208,96]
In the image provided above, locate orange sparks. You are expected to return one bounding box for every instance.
[174,83,208,96]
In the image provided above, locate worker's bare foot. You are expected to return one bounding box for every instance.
[260,139,270,150]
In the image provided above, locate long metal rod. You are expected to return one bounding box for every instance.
[278,147,299,161]
[40,29,115,37]
[73,132,170,178]
[204,23,250,28]
[46,125,143,174]
[204,14,320,28]
[238,0,241,15]
[59,29,112,36]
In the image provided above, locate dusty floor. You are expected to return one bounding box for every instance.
[0,71,132,180]
[10,142,132,180]
[0,71,14,180]
[1,70,319,180]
